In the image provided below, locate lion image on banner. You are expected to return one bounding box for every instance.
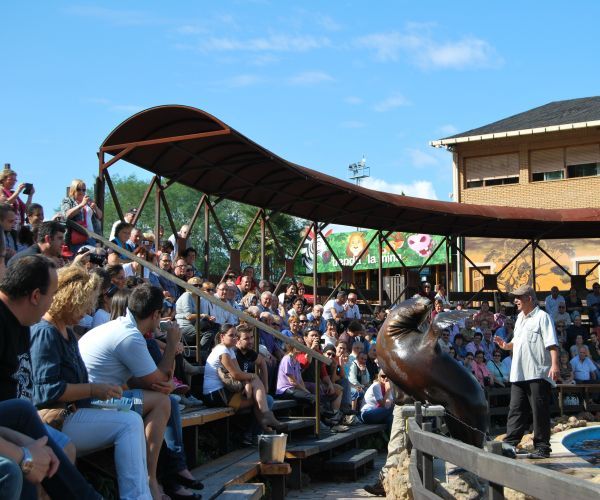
[346,232,369,260]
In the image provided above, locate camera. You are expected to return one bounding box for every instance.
[142,240,150,246]
[89,253,105,266]
[23,183,33,195]
[159,320,171,332]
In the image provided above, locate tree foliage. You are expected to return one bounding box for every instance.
[98,174,305,280]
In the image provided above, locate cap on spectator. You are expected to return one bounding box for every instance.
[187,277,202,286]
[510,284,535,297]
[127,208,138,215]
[61,244,73,258]
[78,244,96,254]
[323,344,336,354]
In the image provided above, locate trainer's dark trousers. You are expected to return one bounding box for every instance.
[0,398,101,500]
[504,379,552,453]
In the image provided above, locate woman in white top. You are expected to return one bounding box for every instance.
[91,269,117,328]
[360,371,395,431]
[202,323,287,432]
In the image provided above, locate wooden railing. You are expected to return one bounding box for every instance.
[407,404,600,499]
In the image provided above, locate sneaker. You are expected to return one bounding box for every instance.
[173,377,190,395]
[501,443,517,459]
[180,395,204,407]
[527,449,550,459]
[364,479,385,496]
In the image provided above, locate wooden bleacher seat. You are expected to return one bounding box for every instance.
[215,482,265,500]
[181,406,234,428]
[324,448,378,480]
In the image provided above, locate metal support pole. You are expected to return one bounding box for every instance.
[445,236,451,294]
[422,422,434,491]
[154,178,161,252]
[97,156,105,234]
[312,221,318,305]
[195,295,201,364]
[204,202,210,279]
[260,211,267,281]
[531,239,537,290]
[314,359,320,437]
[378,231,383,306]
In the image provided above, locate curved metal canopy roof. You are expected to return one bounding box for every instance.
[100,105,600,239]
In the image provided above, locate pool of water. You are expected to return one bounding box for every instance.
[562,427,600,466]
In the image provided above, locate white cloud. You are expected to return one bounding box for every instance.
[197,34,330,53]
[425,37,497,69]
[362,177,438,199]
[314,14,342,31]
[373,94,411,112]
[438,124,458,136]
[356,30,500,69]
[225,74,263,87]
[340,121,366,129]
[344,96,363,105]
[288,71,334,85]
[406,148,439,168]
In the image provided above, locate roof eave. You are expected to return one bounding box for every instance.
[429,119,600,148]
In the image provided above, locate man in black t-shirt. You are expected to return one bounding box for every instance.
[235,325,269,392]
[0,255,101,500]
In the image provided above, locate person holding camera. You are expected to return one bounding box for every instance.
[60,179,102,253]
[0,164,34,233]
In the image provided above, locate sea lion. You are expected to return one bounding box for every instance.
[377,296,488,447]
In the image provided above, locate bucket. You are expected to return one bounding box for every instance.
[258,433,288,463]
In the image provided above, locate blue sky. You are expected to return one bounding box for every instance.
[2,1,599,214]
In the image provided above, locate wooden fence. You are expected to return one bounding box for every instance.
[407,405,600,499]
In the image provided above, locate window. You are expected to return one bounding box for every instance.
[530,148,564,182]
[567,163,600,178]
[465,153,520,189]
[532,170,564,182]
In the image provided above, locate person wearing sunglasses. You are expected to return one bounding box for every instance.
[360,371,394,431]
[60,179,102,253]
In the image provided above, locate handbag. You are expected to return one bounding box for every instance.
[38,403,77,431]
[217,366,244,393]
[70,217,88,245]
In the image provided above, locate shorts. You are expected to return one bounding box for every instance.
[203,388,242,411]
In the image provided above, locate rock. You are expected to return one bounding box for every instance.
[568,416,578,423]
[435,470,483,500]
[382,449,412,500]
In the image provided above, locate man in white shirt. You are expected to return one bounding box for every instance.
[345,292,362,320]
[168,224,190,261]
[79,284,197,498]
[323,291,347,321]
[495,284,559,459]
[544,286,565,320]
[209,282,239,325]
[570,347,597,382]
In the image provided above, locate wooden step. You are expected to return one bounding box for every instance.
[215,482,265,500]
[279,417,315,433]
[182,406,234,428]
[285,423,386,459]
[324,448,378,480]
[325,448,377,470]
[191,448,260,499]
[271,399,298,412]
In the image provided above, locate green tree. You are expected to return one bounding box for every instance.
[97,173,305,280]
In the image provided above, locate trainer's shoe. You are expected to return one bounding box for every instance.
[501,443,517,459]
[363,478,385,496]
[527,448,550,459]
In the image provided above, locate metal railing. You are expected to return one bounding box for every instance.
[79,227,329,435]
[407,403,600,499]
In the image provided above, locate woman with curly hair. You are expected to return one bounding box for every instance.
[29,265,151,500]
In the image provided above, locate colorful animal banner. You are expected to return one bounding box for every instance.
[299,228,446,273]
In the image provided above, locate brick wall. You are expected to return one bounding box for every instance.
[454,128,600,209]
[461,175,600,208]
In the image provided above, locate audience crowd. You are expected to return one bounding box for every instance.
[0,166,599,499]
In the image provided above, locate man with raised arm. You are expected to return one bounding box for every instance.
[495,284,560,459]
